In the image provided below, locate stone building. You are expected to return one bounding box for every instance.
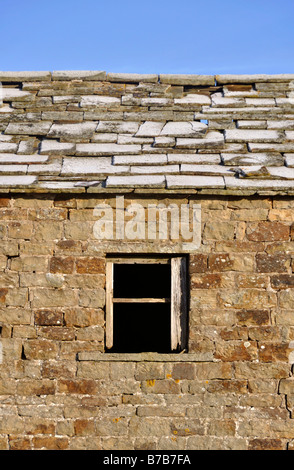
[0,71,294,450]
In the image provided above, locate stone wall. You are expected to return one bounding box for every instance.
[1,193,294,450]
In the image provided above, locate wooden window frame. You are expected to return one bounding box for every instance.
[106,256,188,352]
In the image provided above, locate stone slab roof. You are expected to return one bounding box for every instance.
[0,71,294,195]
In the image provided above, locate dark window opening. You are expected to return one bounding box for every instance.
[112,303,171,353]
[113,263,171,298]
[106,257,188,354]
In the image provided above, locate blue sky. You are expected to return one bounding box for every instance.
[0,0,293,74]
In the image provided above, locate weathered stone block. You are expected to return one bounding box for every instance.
[219,289,277,309]
[247,222,290,241]
[141,379,181,394]
[203,222,235,240]
[58,379,98,395]
[236,310,270,326]
[195,362,232,380]
[64,308,104,327]
[76,257,105,274]
[78,288,105,308]
[259,342,291,363]
[171,363,195,380]
[52,70,106,81]
[31,436,68,450]
[49,257,74,274]
[0,307,32,324]
[77,362,109,380]
[33,221,63,241]
[191,273,222,289]
[23,339,59,360]
[30,288,78,308]
[256,253,290,273]
[16,379,55,396]
[48,122,97,139]
[128,416,170,438]
[5,122,51,135]
[214,341,258,362]
[135,363,165,381]
[248,439,284,451]
[76,326,104,341]
[42,361,76,379]
[235,362,290,379]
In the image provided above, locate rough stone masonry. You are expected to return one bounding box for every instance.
[0,71,294,450]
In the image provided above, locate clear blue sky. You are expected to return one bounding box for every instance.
[0,0,293,74]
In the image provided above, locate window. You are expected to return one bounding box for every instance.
[106,256,188,353]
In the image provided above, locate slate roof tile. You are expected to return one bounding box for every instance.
[0,71,293,192]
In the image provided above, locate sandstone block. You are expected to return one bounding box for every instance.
[33,221,63,241]
[58,379,98,395]
[42,361,76,379]
[7,437,29,450]
[0,307,32,324]
[141,379,181,394]
[49,256,74,274]
[76,257,105,274]
[64,308,104,327]
[259,342,291,363]
[214,340,258,362]
[78,288,105,308]
[128,416,170,438]
[135,363,165,381]
[0,379,16,395]
[248,439,284,451]
[169,363,195,380]
[77,362,109,380]
[247,222,289,241]
[191,273,222,289]
[271,274,294,289]
[207,419,236,437]
[236,309,270,326]
[16,379,56,396]
[10,256,47,273]
[190,254,208,273]
[32,436,69,450]
[137,405,186,418]
[76,326,104,341]
[195,362,232,380]
[218,290,276,309]
[203,222,235,240]
[256,253,290,273]
[74,419,95,437]
[234,362,290,379]
[30,288,78,308]
[23,339,59,360]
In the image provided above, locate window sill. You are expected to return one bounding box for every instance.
[78,352,213,362]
